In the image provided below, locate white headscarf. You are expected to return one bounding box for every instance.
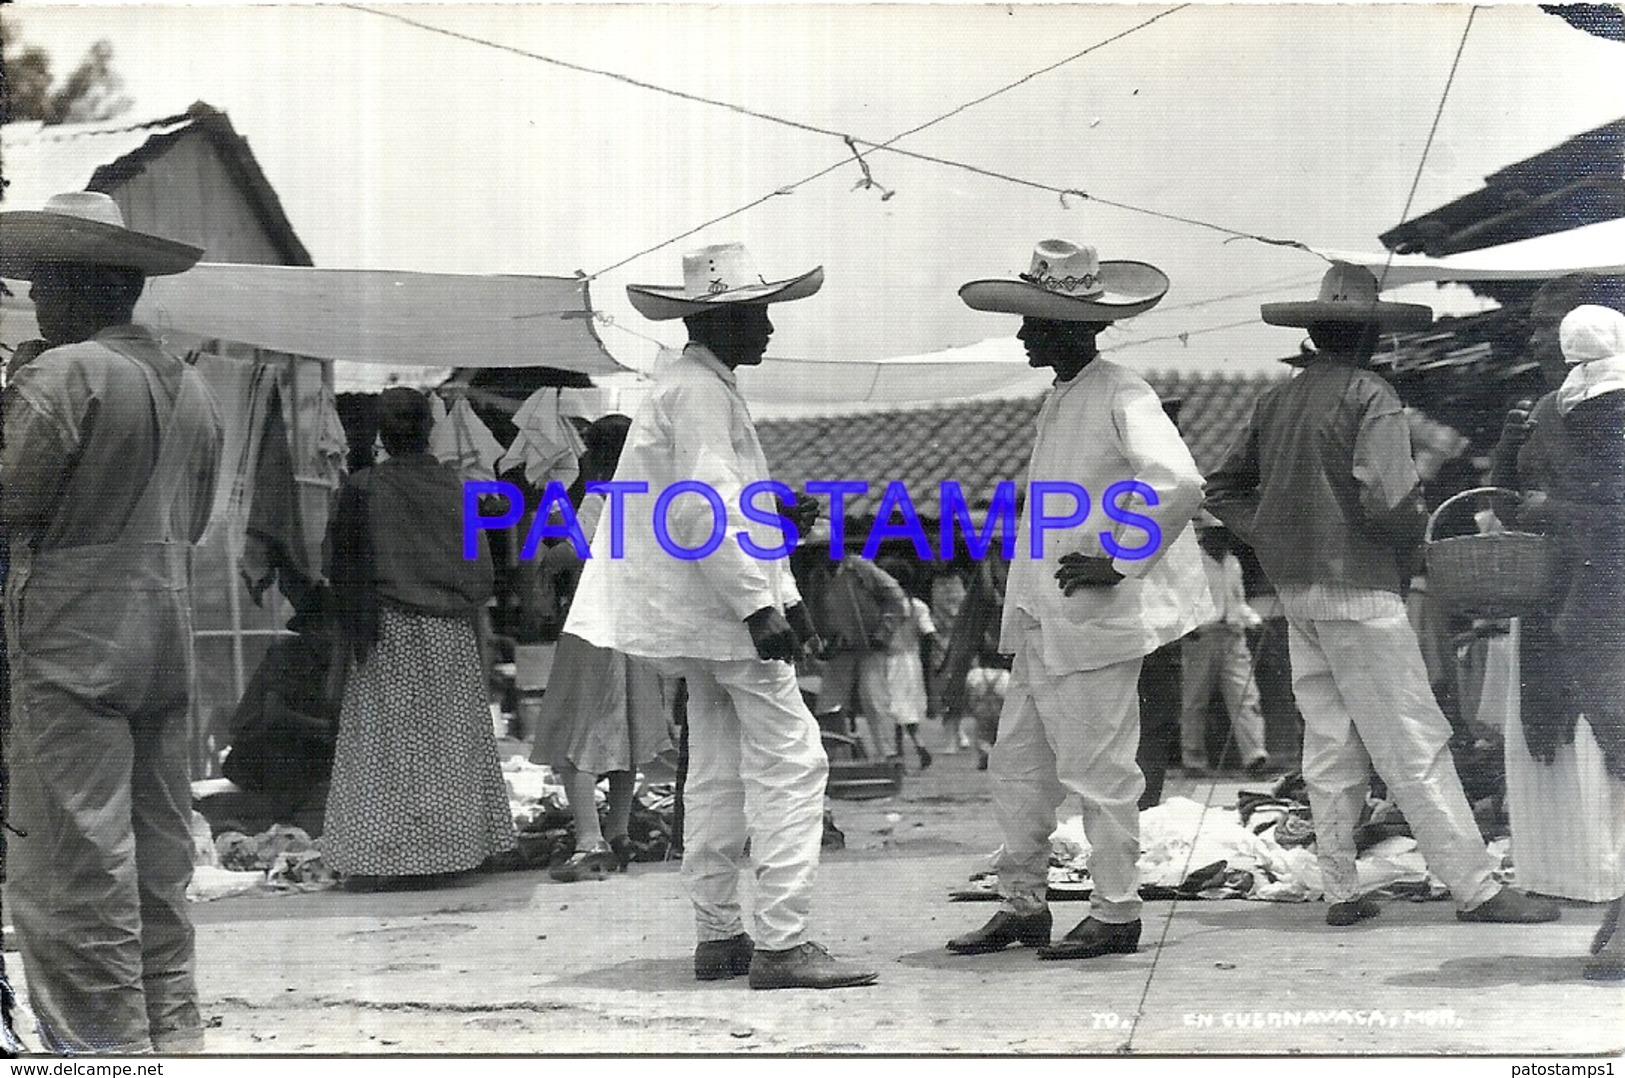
[1555,304,1625,415]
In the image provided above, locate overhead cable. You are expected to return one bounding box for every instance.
[342,6,1313,266]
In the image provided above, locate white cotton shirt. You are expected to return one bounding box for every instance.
[565,344,802,661]
[1199,549,1263,631]
[1000,358,1214,673]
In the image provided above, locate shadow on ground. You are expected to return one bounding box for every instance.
[549,956,741,993]
[1386,954,1594,989]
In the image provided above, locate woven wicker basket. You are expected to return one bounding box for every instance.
[1423,486,1559,619]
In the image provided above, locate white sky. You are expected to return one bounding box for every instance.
[6,2,1623,385]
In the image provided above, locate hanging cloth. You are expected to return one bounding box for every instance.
[496,387,586,490]
[428,394,505,483]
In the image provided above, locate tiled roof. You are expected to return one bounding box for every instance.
[756,370,1283,521]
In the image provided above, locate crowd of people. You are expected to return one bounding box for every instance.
[0,190,1621,1052]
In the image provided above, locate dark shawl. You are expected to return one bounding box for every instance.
[327,454,493,662]
[1507,390,1625,778]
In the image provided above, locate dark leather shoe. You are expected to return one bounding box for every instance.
[748,942,878,990]
[1036,917,1140,960]
[694,933,754,981]
[1326,896,1381,926]
[946,909,1053,954]
[1455,888,1561,924]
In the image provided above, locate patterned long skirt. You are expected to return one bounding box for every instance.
[322,606,516,877]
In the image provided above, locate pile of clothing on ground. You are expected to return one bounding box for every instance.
[186,758,681,900]
[188,819,336,901]
[954,772,1514,904]
[499,756,679,871]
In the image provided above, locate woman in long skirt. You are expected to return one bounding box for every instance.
[1495,296,1625,980]
[322,388,516,885]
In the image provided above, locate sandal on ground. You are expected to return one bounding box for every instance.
[550,844,617,882]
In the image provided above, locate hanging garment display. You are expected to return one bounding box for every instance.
[496,387,586,489]
[429,394,506,483]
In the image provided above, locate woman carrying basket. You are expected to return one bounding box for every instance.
[1496,296,1625,981]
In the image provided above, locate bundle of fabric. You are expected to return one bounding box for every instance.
[188,823,335,901]
[625,783,679,863]
[502,756,576,869]
[501,757,678,870]
[220,626,340,811]
[952,795,1444,904]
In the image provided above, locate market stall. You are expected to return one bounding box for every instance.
[3,261,626,787]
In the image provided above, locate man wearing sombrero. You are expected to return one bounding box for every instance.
[946,240,1211,961]
[568,243,876,990]
[1,192,222,1052]
[1206,263,1559,928]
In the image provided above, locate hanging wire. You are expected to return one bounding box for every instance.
[590,173,849,281]
[1102,317,1261,353]
[587,8,1195,276]
[886,7,1188,145]
[839,140,1320,252]
[1115,8,1479,1055]
[342,4,843,140]
[596,312,677,352]
[343,5,1307,272]
[1147,274,1326,315]
[1379,6,1481,288]
[344,4,1184,153]
[843,136,896,201]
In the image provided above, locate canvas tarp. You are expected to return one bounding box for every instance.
[2,262,625,375]
[737,338,1051,406]
[1316,217,1625,289]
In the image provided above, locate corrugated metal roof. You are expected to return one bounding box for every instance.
[2,103,311,266]
[2,113,196,209]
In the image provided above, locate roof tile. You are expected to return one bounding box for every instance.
[757,370,1283,521]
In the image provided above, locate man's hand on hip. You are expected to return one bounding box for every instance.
[746,606,799,663]
[1055,553,1125,594]
[784,602,825,661]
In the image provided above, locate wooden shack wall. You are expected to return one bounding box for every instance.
[108,129,287,264]
[104,128,330,778]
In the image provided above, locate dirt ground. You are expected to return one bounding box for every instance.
[5,738,1622,1057]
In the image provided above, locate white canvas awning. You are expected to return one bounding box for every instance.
[1317,217,1625,289]
[737,337,1051,406]
[2,262,626,374]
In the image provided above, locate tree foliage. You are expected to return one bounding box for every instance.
[1,15,131,126]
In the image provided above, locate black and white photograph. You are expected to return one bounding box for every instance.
[1,0,1622,1065]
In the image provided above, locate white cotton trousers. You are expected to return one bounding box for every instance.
[1281,598,1500,909]
[657,656,830,950]
[1180,626,1268,768]
[990,626,1144,924]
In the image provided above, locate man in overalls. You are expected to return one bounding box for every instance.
[1,192,221,1053]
